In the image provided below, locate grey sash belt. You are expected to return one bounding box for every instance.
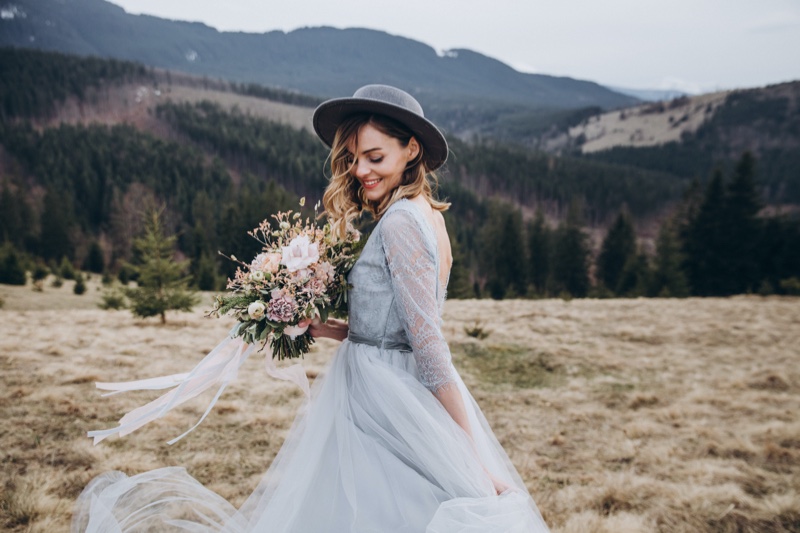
[348,332,412,352]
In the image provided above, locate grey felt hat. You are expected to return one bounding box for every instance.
[312,84,448,171]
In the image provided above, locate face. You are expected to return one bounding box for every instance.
[347,123,419,203]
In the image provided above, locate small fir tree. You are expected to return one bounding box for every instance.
[73,272,87,295]
[780,277,800,296]
[683,170,727,295]
[0,244,27,285]
[83,241,105,274]
[616,252,651,297]
[39,190,74,261]
[31,262,49,291]
[125,210,198,323]
[446,232,474,299]
[480,203,527,299]
[596,211,636,294]
[550,201,591,298]
[649,221,690,297]
[721,152,762,293]
[99,287,128,310]
[194,252,219,292]
[527,210,551,296]
[59,256,76,280]
[118,264,133,285]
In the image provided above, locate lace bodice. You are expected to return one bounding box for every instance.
[347,199,456,393]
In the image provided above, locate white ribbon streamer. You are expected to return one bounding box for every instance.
[88,334,311,445]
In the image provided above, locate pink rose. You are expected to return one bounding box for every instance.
[314,261,335,283]
[251,252,282,274]
[303,277,327,296]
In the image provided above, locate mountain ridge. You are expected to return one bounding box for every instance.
[0,0,638,113]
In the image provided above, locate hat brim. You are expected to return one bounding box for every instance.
[312,97,448,171]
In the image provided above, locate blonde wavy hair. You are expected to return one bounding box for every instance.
[322,113,449,239]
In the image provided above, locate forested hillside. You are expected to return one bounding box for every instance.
[576,82,800,205]
[0,46,150,120]
[155,100,690,223]
[1,48,799,299]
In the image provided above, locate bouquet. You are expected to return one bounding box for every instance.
[212,199,361,360]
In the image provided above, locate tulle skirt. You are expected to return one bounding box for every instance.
[73,340,549,532]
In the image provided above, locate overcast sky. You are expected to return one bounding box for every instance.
[108,0,800,94]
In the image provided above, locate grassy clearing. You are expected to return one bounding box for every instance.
[1,285,798,531]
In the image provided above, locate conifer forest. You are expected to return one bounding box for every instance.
[1,47,799,298]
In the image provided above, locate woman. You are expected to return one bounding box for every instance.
[73,85,549,532]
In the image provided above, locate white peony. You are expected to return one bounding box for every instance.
[247,301,266,319]
[281,235,320,273]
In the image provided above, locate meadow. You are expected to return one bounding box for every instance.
[1,278,798,532]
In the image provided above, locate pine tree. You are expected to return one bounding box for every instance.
[73,272,87,295]
[59,256,76,280]
[527,210,551,296]
[721,152,762,293]
[83,241,105,274]
[596,210,636,294]
[194,252,219,291]
[479,202,526,299]
[649,221,690,297]
[39,190,74,261]
[683,170,726,295]
[0,186,34,249]
[550,201,591,297]
[500,208,527,297]
[0,244,27,285]
[758,216,800,292]
[31,261,49,291]
[446,231,474,299]
[616,252,650,297]
[683,155,764,296]
[125,210,198,323]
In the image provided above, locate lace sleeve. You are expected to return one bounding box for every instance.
[380,208,457,394]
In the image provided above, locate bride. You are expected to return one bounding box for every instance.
[73,84,550,532]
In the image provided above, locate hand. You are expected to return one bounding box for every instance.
[297,315,349,341]
[297,315,324,338]
[484,467,511,495]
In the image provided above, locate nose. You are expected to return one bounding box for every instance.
[355,158,370,178]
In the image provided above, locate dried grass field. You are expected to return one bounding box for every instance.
[1,279,799,532]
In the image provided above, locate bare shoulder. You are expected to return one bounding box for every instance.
[407,195,431,213]
[432,209,447,231]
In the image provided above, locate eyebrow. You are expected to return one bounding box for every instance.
[359,147,381,155]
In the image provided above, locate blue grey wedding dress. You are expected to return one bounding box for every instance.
[73,199,549,532]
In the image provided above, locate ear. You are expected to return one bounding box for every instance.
[407,137,420,161]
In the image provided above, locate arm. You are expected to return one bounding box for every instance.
[379,209,471,436]
[433,385,473,438]
[381,210,510,494]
